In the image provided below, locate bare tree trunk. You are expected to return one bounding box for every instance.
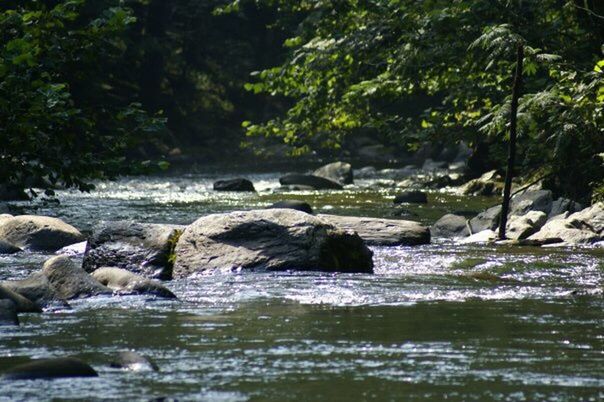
[498,44,524,240]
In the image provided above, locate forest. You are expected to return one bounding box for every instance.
[1,0,602,201]
[0,2,603,400]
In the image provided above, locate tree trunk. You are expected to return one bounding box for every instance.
[498,44,524,240]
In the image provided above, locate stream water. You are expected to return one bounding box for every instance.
[0,171,602,401]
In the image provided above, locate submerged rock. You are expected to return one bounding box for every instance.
[0,284,41,313]
[110,351,159,372]
[268,200,313,214]
[42,256,111,300]
[2,357,98,380]
[318,215,430,246]
[313,162,353,185]
[173,209,373,277]
[92,267,176,299]
[0,300,19,326]
[213,178,255,192]
[393,191,428,204]
[83,221,184,279]
[279,174,343,190]
[0,215,84,252]
[431,214,469,238]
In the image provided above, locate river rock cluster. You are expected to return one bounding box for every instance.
[432,190,603,247]
[0,194,431,328]
[1,158,602,331]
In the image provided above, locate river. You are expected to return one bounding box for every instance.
[0,171,602,401]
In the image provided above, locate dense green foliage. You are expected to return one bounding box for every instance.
[0,0,284,195]
[240,0,604,201]
[0,0,163,194]
[1,0,602,201]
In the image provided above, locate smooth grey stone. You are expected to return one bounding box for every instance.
[0,215,84,252]
[173,209,373,277]
[431,214,470,238]
[319,214,430,246]
[92,268,176,299]
[42,256,111,300]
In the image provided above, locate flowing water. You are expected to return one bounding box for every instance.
[0,172,602,401]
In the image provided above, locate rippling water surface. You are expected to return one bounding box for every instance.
[0,172,602,401]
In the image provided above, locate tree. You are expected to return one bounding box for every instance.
[239,0,604,201]
[0,0,164,196]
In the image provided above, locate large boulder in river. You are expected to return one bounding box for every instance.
[173,209,373,277]
[213,178,255,192]
[318,215,430,246]
[83,221,185,279]
[313,162,353,185]
[92,267,176,299]
[2,357,98,380]
[431,214,469,238]
[42,256,111,300]
[0,215,84,251]
[279,174,343,190]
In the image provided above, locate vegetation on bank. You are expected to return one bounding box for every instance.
[0,0,602,202]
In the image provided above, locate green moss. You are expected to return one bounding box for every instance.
[165,229,183,273]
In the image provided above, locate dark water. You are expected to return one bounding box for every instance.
[0,173,602,401]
